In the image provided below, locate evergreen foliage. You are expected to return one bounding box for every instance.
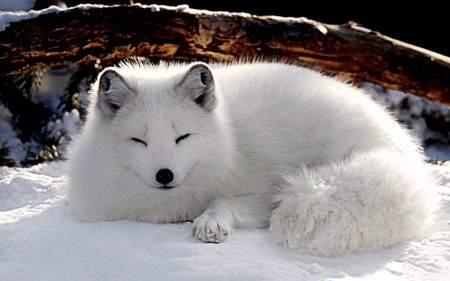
[0,141,16,167]
[0,60,106,167]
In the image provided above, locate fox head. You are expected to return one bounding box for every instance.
[87,62,234,193]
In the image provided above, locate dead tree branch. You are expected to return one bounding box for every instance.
[1,5,449,105]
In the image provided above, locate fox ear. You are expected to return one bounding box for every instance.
[180,62,216,111]
[96,69,131,117]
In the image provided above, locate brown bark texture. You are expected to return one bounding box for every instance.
[1,4,449,105]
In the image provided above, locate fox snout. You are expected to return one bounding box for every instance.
[156,168,174,187]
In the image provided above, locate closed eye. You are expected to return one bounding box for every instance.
[175,134,190,144]
[131,138,147,146]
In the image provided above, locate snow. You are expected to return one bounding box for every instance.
[0,3,172,32]
[350,25,373,33]
[0,3,106,32]
[0,0,36,12]
[361,82,450,161]
[0,5,62,31]
[0,161,449,280]
[0,3,303,33]
[1,68,450,281]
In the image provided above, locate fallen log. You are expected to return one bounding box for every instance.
[1,4,449,105]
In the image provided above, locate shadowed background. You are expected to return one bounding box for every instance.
[33,0,448,57]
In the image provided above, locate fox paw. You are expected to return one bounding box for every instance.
[192,214,230,243]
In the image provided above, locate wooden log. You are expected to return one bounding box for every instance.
[1,4,449,105]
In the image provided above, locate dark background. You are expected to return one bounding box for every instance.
[36,1,449,57]
[160,2,449,57]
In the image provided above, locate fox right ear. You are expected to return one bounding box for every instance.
[96,69,132,117]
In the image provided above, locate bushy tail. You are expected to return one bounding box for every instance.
[270,149,439,256]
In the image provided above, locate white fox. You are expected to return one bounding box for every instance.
[67,61,438,256]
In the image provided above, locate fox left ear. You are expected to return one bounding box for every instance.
[179,62,216,111]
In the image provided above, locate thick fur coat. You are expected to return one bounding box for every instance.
[67,61,438,256]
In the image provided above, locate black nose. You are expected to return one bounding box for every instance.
[156,169,173,185]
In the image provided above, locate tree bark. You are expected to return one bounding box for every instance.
[1,4,449,105]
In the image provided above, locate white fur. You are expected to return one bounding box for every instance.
[67,61,438,256]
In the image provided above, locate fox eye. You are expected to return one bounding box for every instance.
[110,102,120,111]
[175,134,190,144]
[131,138,147,146]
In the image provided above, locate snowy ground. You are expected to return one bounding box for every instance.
[1,70,450,281]
[0,160,449,280]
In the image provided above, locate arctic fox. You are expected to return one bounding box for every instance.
[67,61,438,256]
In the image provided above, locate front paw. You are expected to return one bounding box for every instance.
[192,214,230,243]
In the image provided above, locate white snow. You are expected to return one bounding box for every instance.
[0,0,36,12]
[350,25,373,33]
[1,70,450,281]
[0,3,170,32]
[0,105,28,163]
[0,3,306,33]
[361,82,450,160]
[0,161,449,280]
[0,3,106,32]
[0,5,63,31]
